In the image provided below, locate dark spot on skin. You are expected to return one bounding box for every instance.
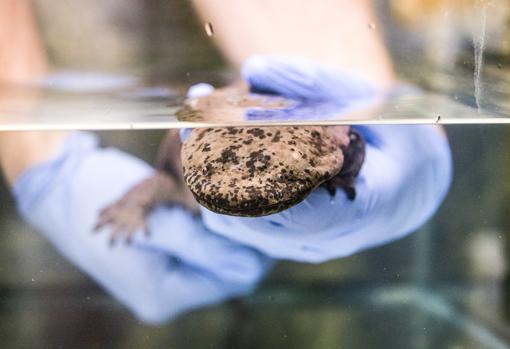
[216,147,240,165]
[245,149,271,177]
[246,128,265,139]
[271,131,281,142]
[227,127,241,135]
[196,129,208,141]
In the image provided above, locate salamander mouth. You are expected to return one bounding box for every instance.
[192,191,311,217]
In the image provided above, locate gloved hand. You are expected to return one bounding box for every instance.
[183,55,453,263]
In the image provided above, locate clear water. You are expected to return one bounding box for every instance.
[2,125,510,348]
[0,73,508,131]
[1,1,510,348]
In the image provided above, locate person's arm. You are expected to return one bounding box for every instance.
[0,0,46,84]
[0,0,68,186]
[191,0,446,139]
[191,0,394,88]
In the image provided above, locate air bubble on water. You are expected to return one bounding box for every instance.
[204,22,214,37]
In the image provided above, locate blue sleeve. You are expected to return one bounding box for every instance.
[12,131,271,324]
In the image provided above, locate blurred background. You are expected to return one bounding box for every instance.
[1,0,510,348]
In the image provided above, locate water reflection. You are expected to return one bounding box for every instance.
[175,83,381,123]
[3,125,510,347]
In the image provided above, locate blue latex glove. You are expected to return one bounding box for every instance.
[12,131,271,324]
[243,56,379,121]
[184,55,453,263]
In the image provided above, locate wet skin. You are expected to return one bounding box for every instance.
[181,126,364,216]
[94,90,365,244]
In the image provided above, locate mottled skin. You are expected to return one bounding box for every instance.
[182,126,364,216]
[95,88,365,244]
[175,84,290,123]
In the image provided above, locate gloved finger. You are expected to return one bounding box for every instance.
[179,128,193,142]
[241,55,377,101]
[187,83,214,98]
[180,83,215,142]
